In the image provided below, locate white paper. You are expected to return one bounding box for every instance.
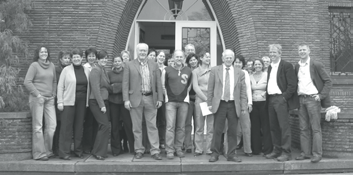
[200,102,212,116]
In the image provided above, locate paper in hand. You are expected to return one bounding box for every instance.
[200,102,212,116]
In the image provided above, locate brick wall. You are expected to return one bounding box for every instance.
[16,0,353,112]
[0,113,32,160]
[291,113,353,157]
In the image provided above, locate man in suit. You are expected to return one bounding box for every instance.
[294,44,332,163]
[123,43,163,160]
[265,44,299,162]
[207,49,247,163]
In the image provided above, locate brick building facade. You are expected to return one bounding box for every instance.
[19,0,353,111]
[3,0,352,158]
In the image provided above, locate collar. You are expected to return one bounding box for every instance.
[271,59,281,68]
[137,58,148,65]
[222,64,233,71]
[298,56,310,67]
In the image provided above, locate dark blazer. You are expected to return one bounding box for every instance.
[295,59,332,108]
[207,65,247,117]
[267,59,299,110]
[122,59,163,107]
[89,64,111,108]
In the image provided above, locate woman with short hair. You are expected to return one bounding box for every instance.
[53,50,71,156]
[108,56,134,155]
[57,48,90,160]
[82,48,98,154]
[192,52,214,156]
[24,46,57,161]
[89,50,111,160]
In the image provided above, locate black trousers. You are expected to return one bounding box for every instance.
[268,95,291,155]
[250,101,273,155]
[157,101,166,145]
[82,107,98,153]
[211,100,238,157]
[58,99,86,157]
[89,99,110,157]
[110,102,134,154]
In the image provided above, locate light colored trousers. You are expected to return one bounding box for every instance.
[184,101,195,150]
[130,95,160,155]
[194,96,214,154]
[29,95,57,160]
[165,102,189,153]
[236,111,252,153]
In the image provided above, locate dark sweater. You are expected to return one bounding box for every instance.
[73,65,88,101]
[107,68,124,104]
[164,65,192,102]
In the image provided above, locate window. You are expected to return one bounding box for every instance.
[329,7,353,74]
[138,0,213,21]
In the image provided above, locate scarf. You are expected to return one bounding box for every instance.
[38,59,50,69]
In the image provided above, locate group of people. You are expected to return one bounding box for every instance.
[23,42,331,164]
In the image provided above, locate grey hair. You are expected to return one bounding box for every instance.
[269,44,282,55]
[136,43,149,52]
[184,44,195,50]
[121,50,130,56]
[222,49,235,58]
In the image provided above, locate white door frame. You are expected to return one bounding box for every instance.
[134,20,217,67]
[175,21,217,67]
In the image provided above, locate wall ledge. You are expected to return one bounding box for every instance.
[0,112,30,119]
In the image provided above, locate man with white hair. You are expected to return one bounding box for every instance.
[123,43,163,160]
[207,49,247,163]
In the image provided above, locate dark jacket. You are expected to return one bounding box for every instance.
[267,59,299,110]
[295,59,332,108]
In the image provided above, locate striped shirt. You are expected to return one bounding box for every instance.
[138,59,151,93]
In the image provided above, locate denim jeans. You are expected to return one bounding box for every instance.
[29,95,57,159]
[194,96,214,154]
[165,102,189,153]
[299,96,322,157]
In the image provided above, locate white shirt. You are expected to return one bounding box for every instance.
[297,57,318,95]
[267,59,282,95]
[222,64,234,101]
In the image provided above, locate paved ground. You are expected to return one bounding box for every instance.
[1,147,353,175]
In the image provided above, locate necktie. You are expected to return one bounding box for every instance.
[224,67,230,101]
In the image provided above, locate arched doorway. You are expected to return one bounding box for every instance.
[125,0,225,66]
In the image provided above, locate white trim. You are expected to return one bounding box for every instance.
[125,0,146,51]
[175,21,217,67]
[205,0,226,51]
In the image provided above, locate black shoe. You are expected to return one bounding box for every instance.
[277,154,291,162]
[295,154,311,160]
[265,152,281,159]
[60,156,71,160]
[311,156,322,163]
[209,156,219,162]
[37,156,49,161]
[186,149,192,153]
[194,152,203,156]
[93,154,105,160]
[75,154,84,159]
[245,153,253,157]
[83,150,91,154]
[227,156,242,162]
[135,152,143,159]
[151,153,162,160]
[112,153,120,157]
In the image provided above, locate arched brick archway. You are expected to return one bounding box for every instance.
[94,0,258,59]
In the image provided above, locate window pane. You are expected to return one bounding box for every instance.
[181,27,210,55]
[329,8,353,74]
[138,0,213,21]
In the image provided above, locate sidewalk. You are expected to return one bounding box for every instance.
[1,148,353,175]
